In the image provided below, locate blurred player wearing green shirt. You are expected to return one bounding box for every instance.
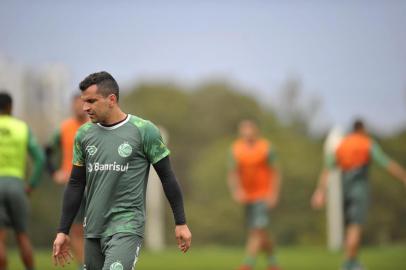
[312,120,406,270]
[0,92,45,270]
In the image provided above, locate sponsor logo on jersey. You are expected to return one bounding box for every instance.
[87,163,93,172]
[118,142,132,158]
[110,261,123,270]
[87,162,129,172]
[86,145,98,156]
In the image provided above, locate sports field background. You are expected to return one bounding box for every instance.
[7,246,406,270]
[1,2,406,269]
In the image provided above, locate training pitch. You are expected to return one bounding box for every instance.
[7,245,406,270]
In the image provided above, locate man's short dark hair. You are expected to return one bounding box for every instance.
[0,92,12,112]
[353,119,365,132]
[79,71,120,101]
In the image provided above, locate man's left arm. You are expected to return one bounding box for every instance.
[371,141,406,187]
[144,122,191,253]
[27,128,46,191]
[267,147,281,208]
[153,157,191,252]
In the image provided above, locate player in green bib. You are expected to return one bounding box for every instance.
[0,92,45,270]
[52,72,192,270]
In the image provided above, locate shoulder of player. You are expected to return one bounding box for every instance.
[231,138,243,151]
[61,117,74,126]
[343,133,372,146]
[2,116,30,132]
[127,114,158,134]
[75,122,94,138]
[258,138,272,148]
[1,115,26,126]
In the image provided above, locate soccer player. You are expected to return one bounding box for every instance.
[0,92,45,270]
[52,71,192,270]
[311,120,406,270]
[228,120,282,270]
[45,94,88,269]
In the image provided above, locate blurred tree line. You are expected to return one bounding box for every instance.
[26,80,406,248]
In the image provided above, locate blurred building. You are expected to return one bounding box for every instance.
[0,55,70,143]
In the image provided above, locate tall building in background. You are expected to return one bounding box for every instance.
[0,55,26,118]
[0,56,70,143]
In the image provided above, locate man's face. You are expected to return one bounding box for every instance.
[239,121,258,142]
[81,85,111,123]
[72,96,87,120]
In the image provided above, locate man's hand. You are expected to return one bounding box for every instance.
[311,188,325,209]
[175,224,192,253]
[53,232,73,267]
[53,170,70,185]
[266,193,279,209]
[232,189,246,204]
[25,186,33,196]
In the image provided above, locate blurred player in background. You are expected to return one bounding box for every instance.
[228,120,282,270]
[0,92,45,270]
[312,119,406,270]
[45,94,88,269]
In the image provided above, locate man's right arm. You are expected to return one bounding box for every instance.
[311,153,336,209]
[53,165,85,267]
[57,165,86,234]
[227,149,244,203]
[45,129,61,175]
[227,170,240,200]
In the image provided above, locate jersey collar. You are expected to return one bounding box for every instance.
[96,114,130,130]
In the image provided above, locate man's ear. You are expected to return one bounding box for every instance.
[108,94,117,107]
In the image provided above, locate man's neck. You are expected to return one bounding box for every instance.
[244,137,258,146]
[101,108,127,126]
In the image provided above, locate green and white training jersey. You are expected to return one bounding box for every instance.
[72,114,170,238]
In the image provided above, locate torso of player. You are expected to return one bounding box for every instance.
[60,118,83,173]
[336,133,372,172]
[232,138,274,202]
[75,115,169,238]
[0,115,29,180]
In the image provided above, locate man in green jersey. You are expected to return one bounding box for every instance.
[0,92,45,270]
[52,72,192,270]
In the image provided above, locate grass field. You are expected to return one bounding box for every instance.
[6,245,406,270]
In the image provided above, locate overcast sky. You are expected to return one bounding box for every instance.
[1,0,405,134]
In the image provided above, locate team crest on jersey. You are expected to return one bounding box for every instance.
[118,142,132,158]
[86,145,98,156]
[110,261,123,270]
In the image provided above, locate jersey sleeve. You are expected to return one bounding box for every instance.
[228,147,237,170]
[45,128,62,174]
[72,129,85,166]
[51,128,62,150]
[324,153,336,169]
[142,121,170,164]
[370,141,390,168]
[27,128,45,187]
[268,146,277,165]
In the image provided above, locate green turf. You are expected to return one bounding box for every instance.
[7,245,406,270]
